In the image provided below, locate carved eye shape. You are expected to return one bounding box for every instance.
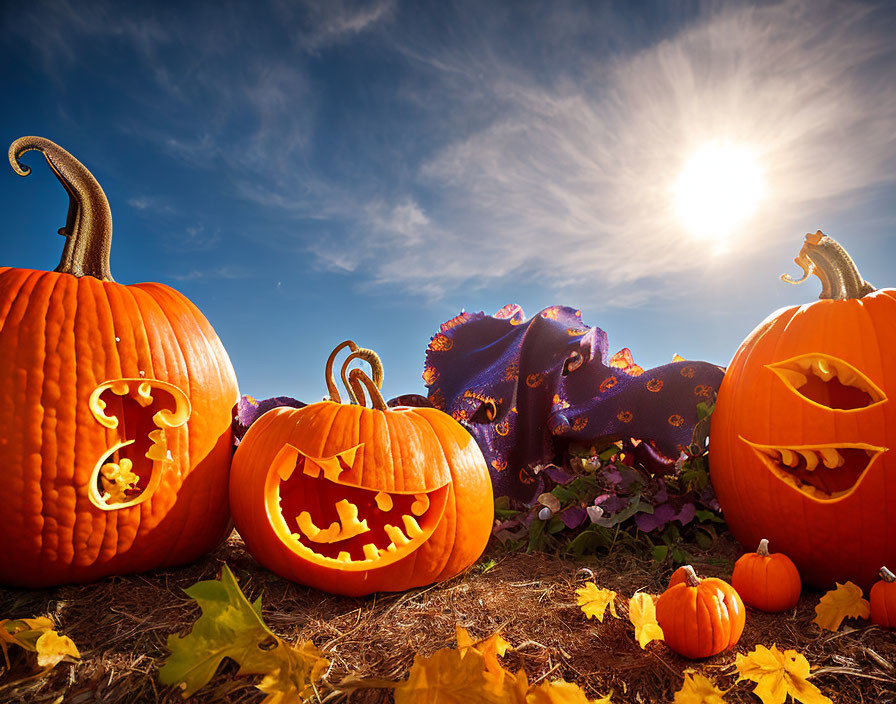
[767,354,887,411]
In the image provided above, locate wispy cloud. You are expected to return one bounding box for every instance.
[10,0,896,307]
[275,0,397,53]
[127,195,178,215]
[340,0,896,302]
[168,265,252,282]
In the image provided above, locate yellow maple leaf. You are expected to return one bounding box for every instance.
[456,626,515,695]
[1,617,79,672]
[673,672,728,704]
[735,644,832,704]
[395,645,506,704]
[35,631,81,668]
[255,639,329,704]
[576,583,619,622]
[627,593,664,648]
[526,679,611,703]
[813,581,870,631]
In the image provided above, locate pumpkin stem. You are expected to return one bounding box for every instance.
[681,565,701,588]
[881,566,896,583]
[757,539,771,557]
[9,136,114,282]
[781,231,875,300]
[348,368,388,411]
[340,349,384,403]
[324,340,360,403]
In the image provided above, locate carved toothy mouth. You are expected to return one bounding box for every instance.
[88,379,191,510]
[266,445,450,570]
[742,437,887,502]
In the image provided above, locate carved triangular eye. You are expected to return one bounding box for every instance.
[767,354,886,411]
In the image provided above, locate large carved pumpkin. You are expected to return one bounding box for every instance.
[229,342,494,596]
[0,137,239,587]
[712,232,894,589]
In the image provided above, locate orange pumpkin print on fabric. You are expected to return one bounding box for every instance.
[423,366,439,385]
[647,378,664,392]
[599,376,618,393]
[428,334,454,352]
[526,372,544,388]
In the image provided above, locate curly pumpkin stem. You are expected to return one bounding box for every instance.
[681,565,701,588]
[324,340,360,403]
[757,538,771,557]
[881,566,896,583]
[782,231,875,300]
[348,368,388,411]
[340,349,385,407]
[9,136,114,282]
[323,341,386,408]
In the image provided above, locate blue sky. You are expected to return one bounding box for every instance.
[2,0,895,402]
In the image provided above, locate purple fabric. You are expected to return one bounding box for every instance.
[422,305,724,502]
[234,395,306,443]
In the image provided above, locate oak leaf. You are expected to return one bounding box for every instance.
[673,672,728,704]
[576,583,619,622]
[255,640,330,704]
[395,645,506,704]
[628,593,664,648]
[735,644,831,704]
[456,626,514,694]
[159,564,328,701]
[526,679,612,703]
[812,582,870,631]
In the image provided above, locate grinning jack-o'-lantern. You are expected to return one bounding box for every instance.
[229,342,494,596]
[0,137,239,587]
[712,232,895,589]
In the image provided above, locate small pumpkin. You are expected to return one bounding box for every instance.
[656,565,745,659]
[229,341,494,596]
[870,566,896,628]
[0,137,239,587]
[731,539,801,612]
[712,232,896,589]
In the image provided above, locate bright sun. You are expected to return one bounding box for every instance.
[675,142,764,242]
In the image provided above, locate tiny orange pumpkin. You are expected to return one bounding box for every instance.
[870,566,896,628]
[731,539,801,612]
[229,341,494,596]
[656,565,745,659]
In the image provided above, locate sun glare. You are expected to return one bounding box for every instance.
[675,142,764,243]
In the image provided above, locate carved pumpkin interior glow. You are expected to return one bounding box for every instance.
[88,378,191,510]
[266,443,450,569]
[230,342,494,596]
[712,232,895,589]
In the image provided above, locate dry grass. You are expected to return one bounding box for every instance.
[2,532,896,703]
